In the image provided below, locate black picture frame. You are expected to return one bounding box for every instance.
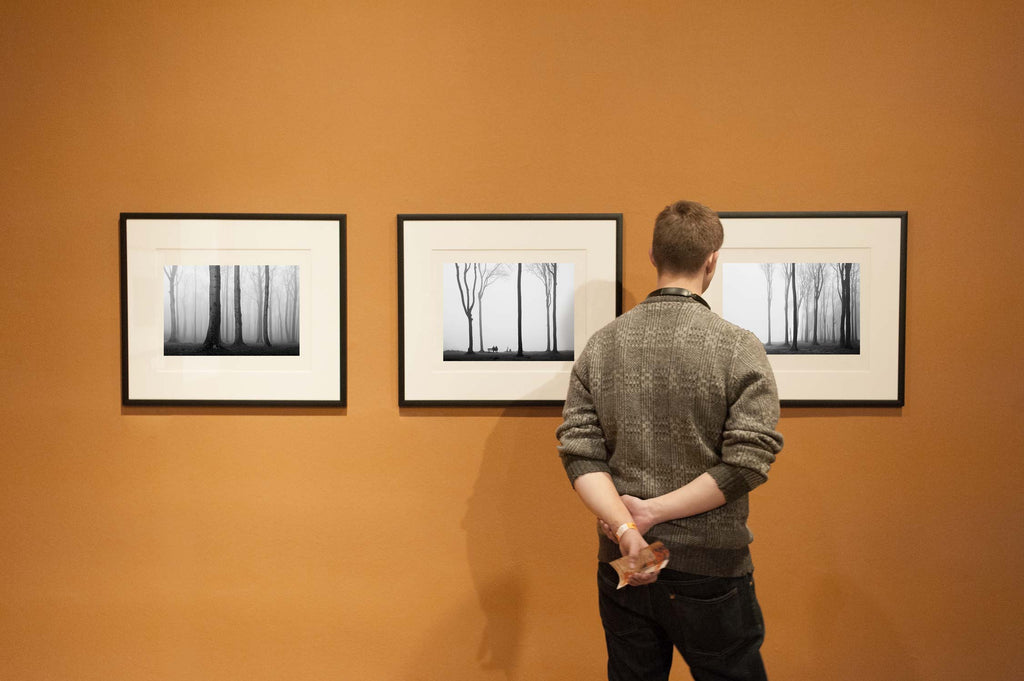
[398,213,622,406]
[707,211,907,407]
[120,213,346,407]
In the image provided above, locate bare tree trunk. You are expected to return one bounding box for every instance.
[477,298,484,352]
[783,265,791,346]
[232,265,245,346]
[544,286,552,352]
[165,266,180,343]
[852,267,860,345]
[290,267,299,343]
[527,263,554,351]
[790,263,798,351]
[833,299,838,343]
[284,272,293,343]
[844,267,852,349]
[220,266,229,341]
[808,263,825,345]
[759,263,774,346]
[262,265,272,346]
[837,263,853,349]
[516,263,524,357]
[551,263,559,353]
[202,265,223,350]
[192,268,198,342]
[454,263,477,354]
[812,293,820,345]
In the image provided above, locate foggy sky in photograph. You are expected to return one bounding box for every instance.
[722,263,781,339]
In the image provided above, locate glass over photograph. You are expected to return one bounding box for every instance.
[163,264,300,356]
[722,262,861,355]
[442,262,574,361]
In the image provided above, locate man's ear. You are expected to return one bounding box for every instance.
[701,251,720,292]
[706,251,720,274]
[649,247,657,269]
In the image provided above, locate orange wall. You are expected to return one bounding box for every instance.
[2,2,1023,680]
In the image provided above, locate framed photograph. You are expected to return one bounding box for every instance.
[120,213,346,406]
[398,214,622,406]
[704,211,907,407]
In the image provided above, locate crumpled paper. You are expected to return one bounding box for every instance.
[609,541,670,589]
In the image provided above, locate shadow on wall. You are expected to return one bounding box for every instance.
[461,411,541,673]
[458,362,602,678]
[402,400,592,679]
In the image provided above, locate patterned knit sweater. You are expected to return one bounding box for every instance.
[557,292,784,577]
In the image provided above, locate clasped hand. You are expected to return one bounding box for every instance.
[599,494,656,539]
[600,495,662,587]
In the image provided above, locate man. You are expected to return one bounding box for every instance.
[557,200,784,681]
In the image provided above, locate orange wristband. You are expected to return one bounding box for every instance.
[614,522,638,541]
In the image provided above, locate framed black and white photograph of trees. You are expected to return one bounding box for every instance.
[399,214,622,406]
[120,213,346,406]
[705,212,907,407]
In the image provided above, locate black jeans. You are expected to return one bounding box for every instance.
[597,563,767,681]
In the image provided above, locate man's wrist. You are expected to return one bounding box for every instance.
[614,522,638,541]
[645,497,665,526]
[643,497,667,528]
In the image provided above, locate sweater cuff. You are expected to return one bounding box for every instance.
[706,463,766,503]
[560,455,612,486]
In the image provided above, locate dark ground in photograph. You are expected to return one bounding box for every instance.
[443,350,574,361]
[164,342,300,356]
[765,342,859,355]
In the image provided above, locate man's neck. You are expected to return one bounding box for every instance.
[655,272,706,295]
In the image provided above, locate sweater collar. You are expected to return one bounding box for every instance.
[646,287,711,309]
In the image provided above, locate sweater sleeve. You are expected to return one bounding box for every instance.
[556,354,613,486]
[707,331,784,502]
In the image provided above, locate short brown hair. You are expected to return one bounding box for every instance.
[651,200,724,275]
